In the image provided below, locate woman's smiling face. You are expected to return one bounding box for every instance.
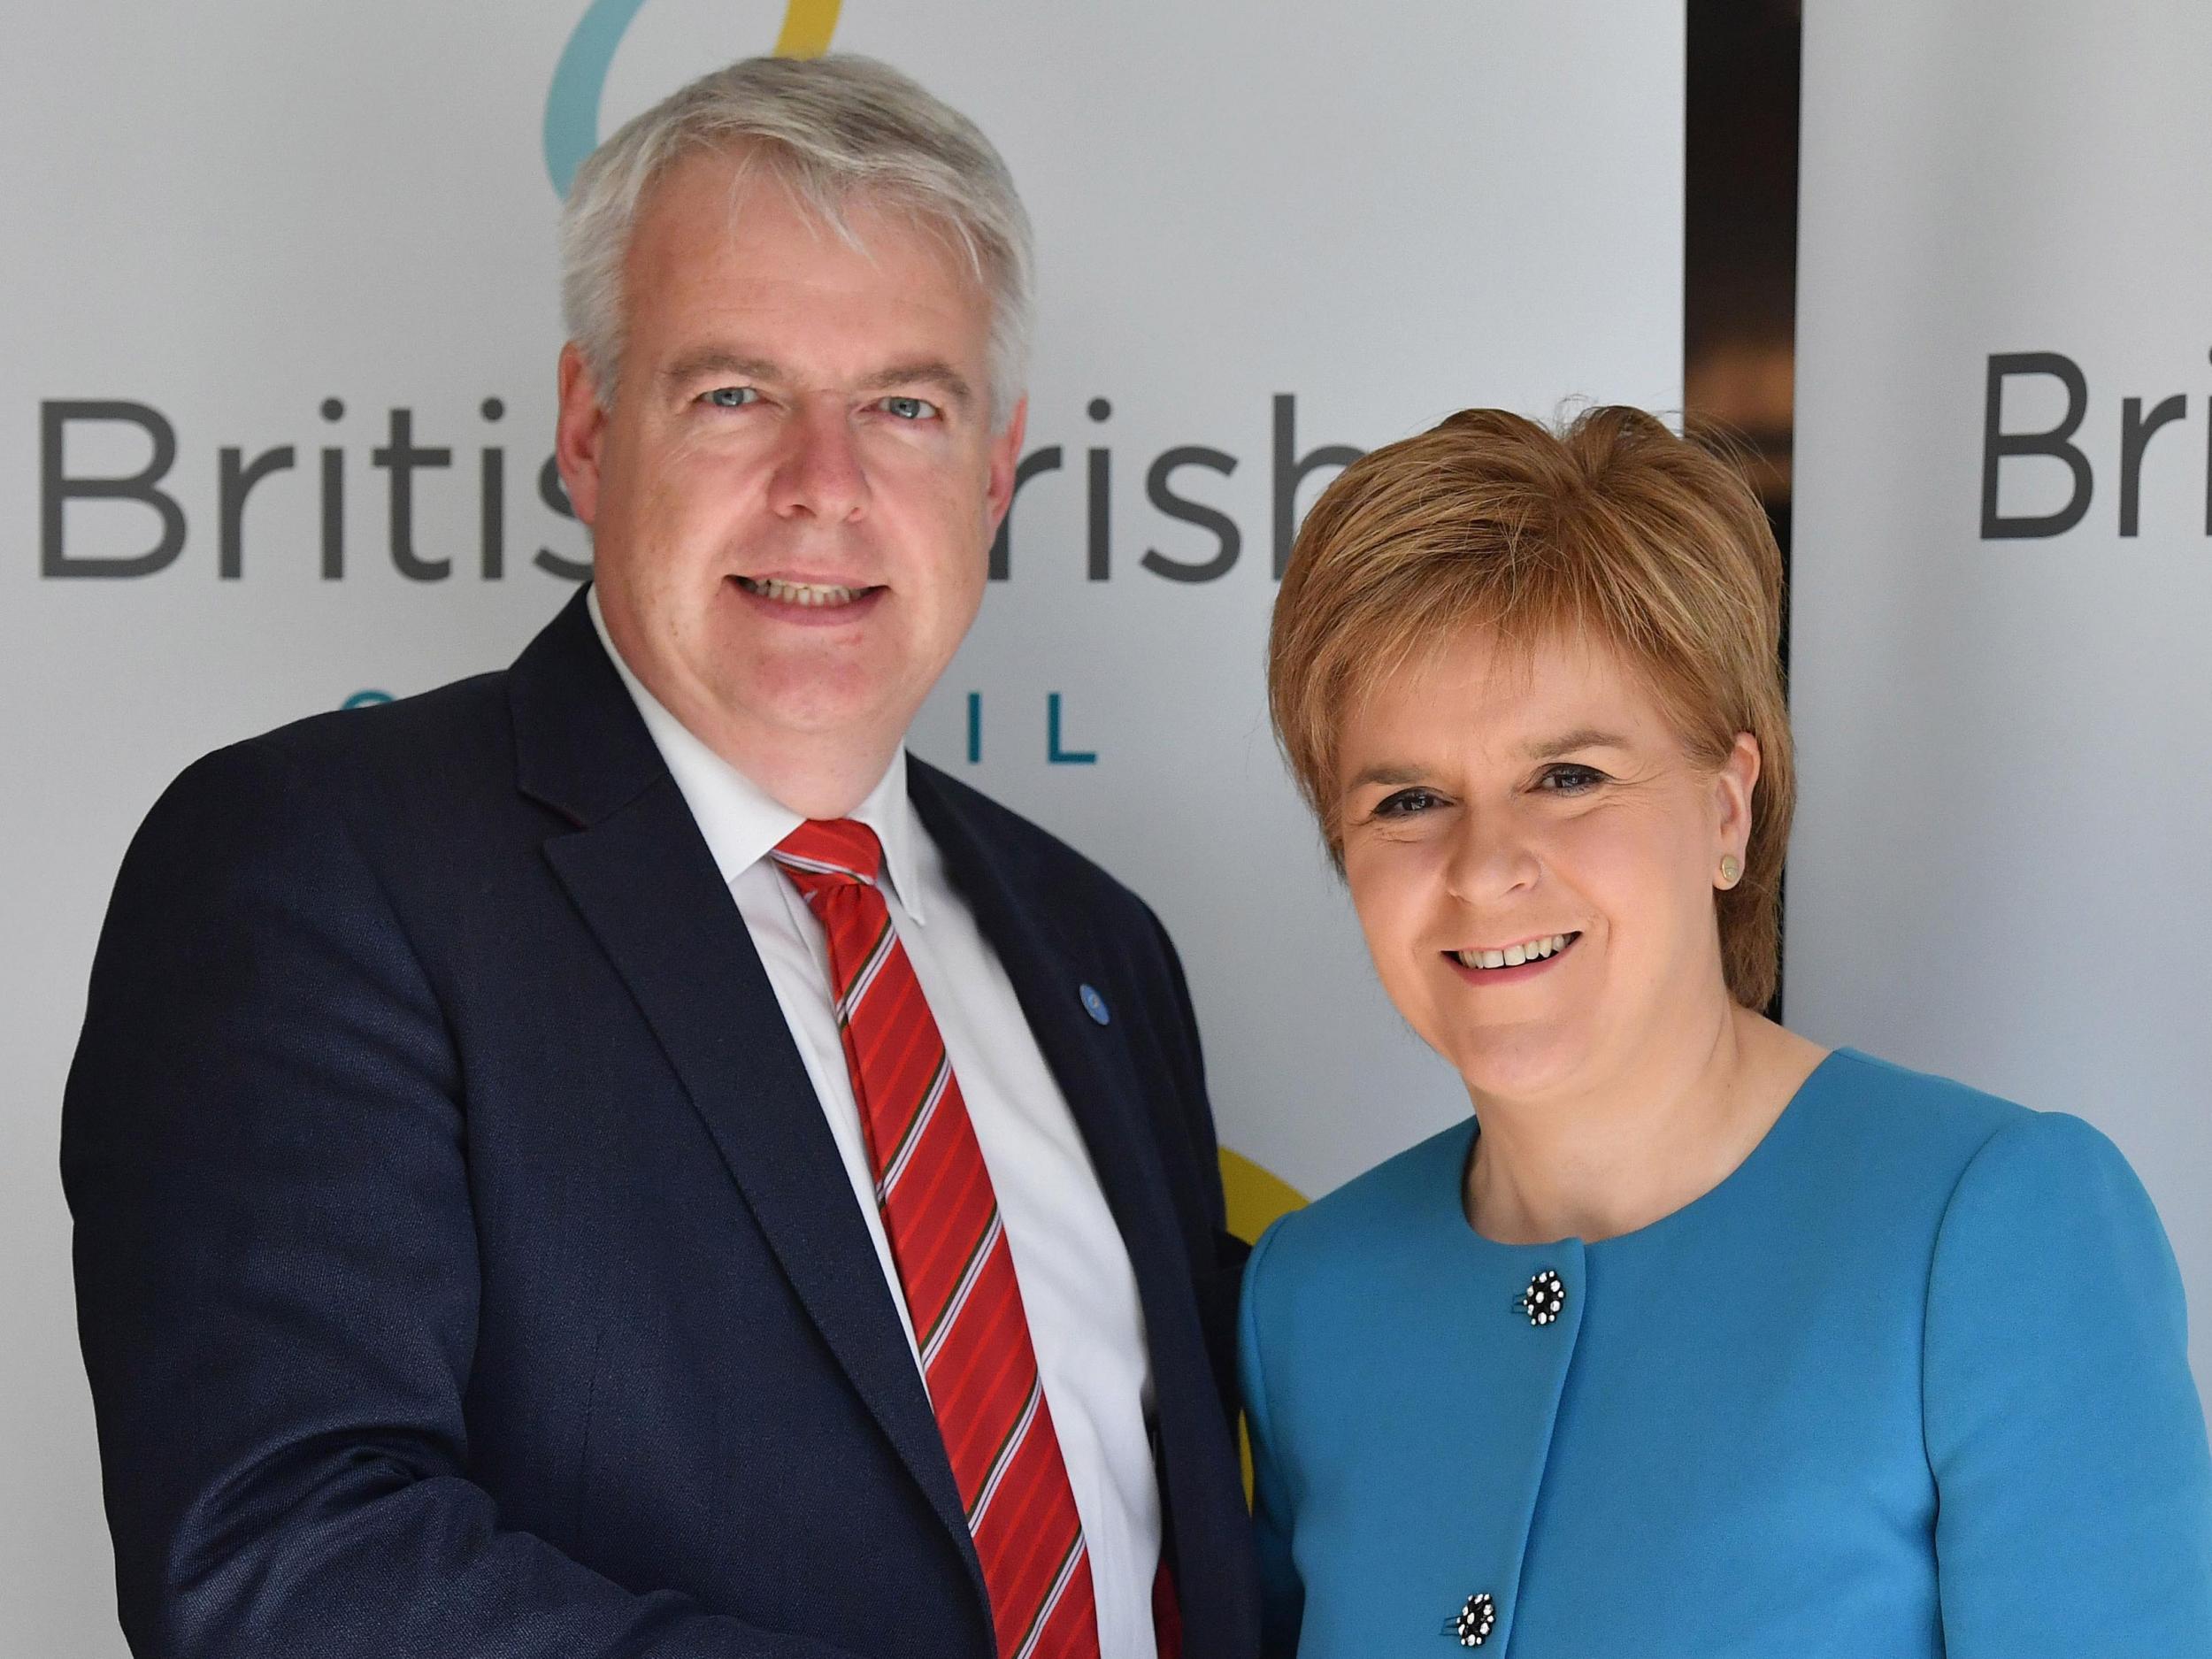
[1335,623,1759,1106]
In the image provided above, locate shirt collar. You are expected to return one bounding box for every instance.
[586,587,926,923]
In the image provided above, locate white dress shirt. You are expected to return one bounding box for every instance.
[588,593,1162,1656]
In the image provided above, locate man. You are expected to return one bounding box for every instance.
[63,54,1258,1659]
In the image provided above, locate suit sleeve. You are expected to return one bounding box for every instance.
[1924,1110,2212,1656]
[1236,1219,1305,1659]
[61,741,864,1659]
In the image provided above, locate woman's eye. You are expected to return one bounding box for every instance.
[879,395,939,421]
[1537,764,1606,795]
[1373,787,1445,818]
[702,386,759,409]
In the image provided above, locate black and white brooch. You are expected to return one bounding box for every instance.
[1453,1592,1497,1647]
[1517,1268,1566,1326]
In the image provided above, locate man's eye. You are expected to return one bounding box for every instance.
[879,395,939,420]
[1373,787,1445,818]
[1537,764,1607,795]
[702,386,758,409]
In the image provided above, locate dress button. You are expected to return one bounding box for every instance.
[1517,1268,1567,1326]
[1454,1592,1498,1647]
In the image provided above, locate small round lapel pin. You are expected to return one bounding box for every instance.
[1079,983,1110,1025]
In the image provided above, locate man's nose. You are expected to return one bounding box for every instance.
[769,399,867,522]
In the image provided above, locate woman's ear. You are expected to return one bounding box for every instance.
[1715,731,1762,858]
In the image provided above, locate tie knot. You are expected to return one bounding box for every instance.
[772,818,885,889]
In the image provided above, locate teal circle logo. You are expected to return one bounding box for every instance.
[543,1,844,198]
[544,0,654,198]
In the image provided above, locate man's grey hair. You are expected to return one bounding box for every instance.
[559,54,1033,427]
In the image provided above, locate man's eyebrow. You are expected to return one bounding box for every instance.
[655,350,975,411]
[1522,727,1632,759]
[856,360,974,408]
[659,349,784,390]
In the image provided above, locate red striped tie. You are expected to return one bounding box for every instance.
[773,819,1100,1659]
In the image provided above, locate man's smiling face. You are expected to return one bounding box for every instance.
[558,149,1024,791]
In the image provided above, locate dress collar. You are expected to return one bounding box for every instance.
[586,587,926,923]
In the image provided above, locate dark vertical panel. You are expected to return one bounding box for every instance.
[1684,0,1801,1018]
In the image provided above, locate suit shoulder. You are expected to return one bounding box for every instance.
[1783,1049,2158,1245]
[242,668,511,778]
[139,668,515,877]
[1812,1048,2038,1165]
[1939,1102,2156,1246]
[194,667,508,798]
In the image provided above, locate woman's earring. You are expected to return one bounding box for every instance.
[1717,854,1742,889]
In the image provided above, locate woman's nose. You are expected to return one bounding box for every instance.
[1442,810,1540,902]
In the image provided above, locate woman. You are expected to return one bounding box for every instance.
[1241,406,2212,1656]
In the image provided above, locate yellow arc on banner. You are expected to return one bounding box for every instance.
[774,1,841,57]
[1220,1148,1307,1244]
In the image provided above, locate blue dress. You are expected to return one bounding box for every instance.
[1238,1049,2212,1657]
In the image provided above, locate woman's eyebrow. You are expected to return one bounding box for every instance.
[1521,727,1631,759]
[1343,763,1427,791]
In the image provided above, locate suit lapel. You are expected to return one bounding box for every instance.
[508,594,985,1603]
[910,762,1241,1637]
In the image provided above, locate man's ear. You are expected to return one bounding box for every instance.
[555,342,608,528]
[982,395,1029,534]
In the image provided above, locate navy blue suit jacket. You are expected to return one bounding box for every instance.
[62,590,1260,1659]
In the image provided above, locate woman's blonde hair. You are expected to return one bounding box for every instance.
[1268,405,1793,1010]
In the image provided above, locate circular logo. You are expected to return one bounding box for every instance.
[544,0,843,196]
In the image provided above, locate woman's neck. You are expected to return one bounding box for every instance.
[1463,1006,1827,1246]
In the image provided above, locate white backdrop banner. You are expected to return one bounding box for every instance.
[1791,0,2212,1412]
[0,2,1682,1648]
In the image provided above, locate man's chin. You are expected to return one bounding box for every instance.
[712,667,919,747]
